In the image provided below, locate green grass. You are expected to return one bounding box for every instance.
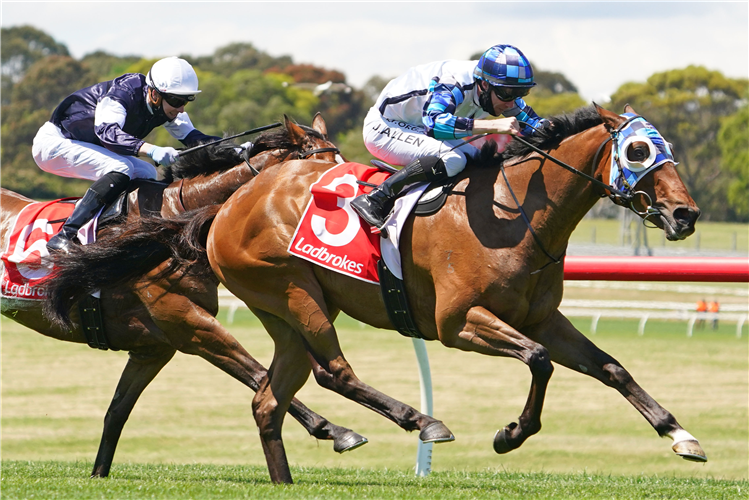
[571,217,749,252]
[2,303,747,498]
[2,461,747,499]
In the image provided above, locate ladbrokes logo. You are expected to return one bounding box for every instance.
[292,237,365,275]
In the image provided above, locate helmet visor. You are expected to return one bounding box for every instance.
[492,85,531,102]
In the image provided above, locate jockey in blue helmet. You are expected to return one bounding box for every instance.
[351,44,546,232]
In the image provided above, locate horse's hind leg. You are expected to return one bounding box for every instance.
[534,310,707,462]
[255,285,454,444]
[92,347,176,477]
[437,306,554,454]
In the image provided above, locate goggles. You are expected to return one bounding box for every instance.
[492,85,531,102]
[160,92,195,108]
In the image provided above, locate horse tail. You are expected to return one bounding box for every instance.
[43,205,220,329]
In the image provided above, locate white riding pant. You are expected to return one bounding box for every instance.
[362,107,511,176]
[32,121,158,182]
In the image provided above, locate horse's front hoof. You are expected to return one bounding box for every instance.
[673,440,708,462]
[333,431,368,454]
[493,422,518,454]
[419,421,455,443]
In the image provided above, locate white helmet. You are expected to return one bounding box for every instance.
[146,57,201,96]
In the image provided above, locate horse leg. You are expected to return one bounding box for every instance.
[250,314,314,484]
[533,310,707,462]
[437,305,554,453]
[253,286,454,443]
[143,285,366,452]
[92,347,176,477]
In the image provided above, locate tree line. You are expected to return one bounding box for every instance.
[2,25,747,221]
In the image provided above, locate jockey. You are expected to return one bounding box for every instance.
[351,44,547,231]
[33,56,222,254]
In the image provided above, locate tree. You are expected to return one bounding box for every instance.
[718,105,749,220]
[609,66,748,221]
[1,55,96,198]
[1,25,70,105]
[190,42,292,77]
[80,50,141,81]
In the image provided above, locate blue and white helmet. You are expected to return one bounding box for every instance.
[473,44,536,88]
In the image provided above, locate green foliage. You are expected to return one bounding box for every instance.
[718,105,749,218]
[80,50,141,81]
[1,25,69,105]
[609,66,749,221]
[1,55,96,198]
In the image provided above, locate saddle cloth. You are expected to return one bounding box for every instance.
[1,198,99,301]
[288,162,428,283]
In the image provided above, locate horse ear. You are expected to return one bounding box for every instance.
[312,112,328,139]
[623,103,637,115]
[284,115,307,144]
[593,102,623,131]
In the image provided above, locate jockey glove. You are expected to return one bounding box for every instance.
[148,145,180,166]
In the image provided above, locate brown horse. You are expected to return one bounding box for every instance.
[204,104,705,483]
[50,104,707,484]
[2,114,365,478]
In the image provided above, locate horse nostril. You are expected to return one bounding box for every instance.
[673,207,700,227]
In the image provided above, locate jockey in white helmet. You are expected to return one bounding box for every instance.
[33,56,220,254]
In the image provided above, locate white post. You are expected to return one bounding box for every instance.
[412,338,434,477]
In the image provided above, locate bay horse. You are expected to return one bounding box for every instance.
[1,114,365,478]
[47,104,707,484]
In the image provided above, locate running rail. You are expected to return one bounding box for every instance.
[563,256,749,282]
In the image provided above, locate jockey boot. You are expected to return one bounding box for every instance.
[47,172,130,254]
[351,156,448,230]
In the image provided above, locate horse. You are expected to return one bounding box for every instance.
[46,104,706,484]
[1,114,366,478]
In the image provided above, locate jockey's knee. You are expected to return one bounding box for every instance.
[441,151,467,177]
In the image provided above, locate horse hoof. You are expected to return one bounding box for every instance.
[333,431,369,454]
[419,421,455,443]
[673,440,708,462]
[493,422,518,454]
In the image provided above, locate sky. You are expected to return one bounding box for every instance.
[2,1,748,103]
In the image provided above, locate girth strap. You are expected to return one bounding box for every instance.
[78,294,118,351]
[377,260,426,339]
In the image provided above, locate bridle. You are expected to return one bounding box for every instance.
[500,117,667,272]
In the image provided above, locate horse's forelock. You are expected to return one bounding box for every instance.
[250,124,323,155]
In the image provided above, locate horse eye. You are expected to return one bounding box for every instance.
[626,142,649,162]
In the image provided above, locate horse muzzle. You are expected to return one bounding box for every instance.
[659,205,700,241]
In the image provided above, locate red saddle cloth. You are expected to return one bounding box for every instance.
[288,162,390,284]
[1,198,78,300]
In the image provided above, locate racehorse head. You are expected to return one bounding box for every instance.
[595,104,700,241]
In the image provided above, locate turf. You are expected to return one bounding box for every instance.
[3,461,747,499]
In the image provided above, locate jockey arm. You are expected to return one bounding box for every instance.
[423,82,545,140]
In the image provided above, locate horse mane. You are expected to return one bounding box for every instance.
[161,141,243,183]
[473,105,604,167]
[160,123,326,183]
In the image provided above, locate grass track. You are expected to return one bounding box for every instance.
[3,461,747,499]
